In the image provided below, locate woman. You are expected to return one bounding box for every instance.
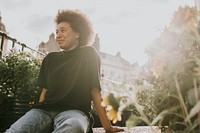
[6,9,124,133]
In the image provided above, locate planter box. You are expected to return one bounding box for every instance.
[0,98,31,132]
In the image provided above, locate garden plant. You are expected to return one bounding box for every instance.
[102,6,200,133]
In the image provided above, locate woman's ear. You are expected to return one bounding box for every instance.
[76,33,80,39]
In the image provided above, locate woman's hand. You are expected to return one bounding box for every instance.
[91,89,124,132]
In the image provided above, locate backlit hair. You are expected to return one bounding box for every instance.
[55,9,94,46]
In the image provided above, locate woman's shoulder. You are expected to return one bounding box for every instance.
[80,46,101,62]
[47,51,63,56]
[43,51,61,60]
[80,46,99,55]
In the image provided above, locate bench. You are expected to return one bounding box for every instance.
[92,126,161,133]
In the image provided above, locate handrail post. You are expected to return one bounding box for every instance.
[0,33,5,59]
[21,43,26,51]
[12,39,16,48]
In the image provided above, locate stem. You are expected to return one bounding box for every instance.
[193,78,200,131]
[135,102,151,125]
[173,75,192,126]
[193,78,199,103]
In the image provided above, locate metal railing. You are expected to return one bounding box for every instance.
[0,31,44,58]
[101,77,133,96]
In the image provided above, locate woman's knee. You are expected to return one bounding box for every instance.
[5,109,53,133]
[53,110,89,133]
[67,118,85,131]
[54,118,86,133]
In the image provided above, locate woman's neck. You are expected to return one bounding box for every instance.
[64,44,78,52]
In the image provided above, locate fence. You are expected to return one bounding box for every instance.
[0,31,44,58]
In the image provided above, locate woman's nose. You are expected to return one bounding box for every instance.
[56,32,61,39]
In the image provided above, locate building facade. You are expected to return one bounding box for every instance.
[37,33,60,54]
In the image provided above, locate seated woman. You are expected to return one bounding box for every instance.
[5,9,124,133]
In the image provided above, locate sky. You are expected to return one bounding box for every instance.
[0,0,195,65]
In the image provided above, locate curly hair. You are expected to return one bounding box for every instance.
[55,9,94,46]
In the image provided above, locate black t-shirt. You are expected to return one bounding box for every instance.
[36,46,101,114]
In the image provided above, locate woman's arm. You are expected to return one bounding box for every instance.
[39,88,47,102]
[91,89,124,132]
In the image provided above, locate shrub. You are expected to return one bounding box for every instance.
[0,49,41,103]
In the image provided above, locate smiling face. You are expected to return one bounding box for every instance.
[56,22,79,51]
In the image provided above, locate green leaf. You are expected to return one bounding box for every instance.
[185,100,200,122]
[187,88,200,106]
[150,107,178,126]
[126,115,142,128]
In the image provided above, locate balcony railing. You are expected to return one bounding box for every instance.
[0,31,44,58]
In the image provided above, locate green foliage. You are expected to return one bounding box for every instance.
[0,50,41,102]
[106,6,200,133]
[135,6,200,132]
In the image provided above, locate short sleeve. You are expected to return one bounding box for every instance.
[37,54,50,89]
[86,47,101,91]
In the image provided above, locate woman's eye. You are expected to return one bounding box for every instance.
[61,29,67,32]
